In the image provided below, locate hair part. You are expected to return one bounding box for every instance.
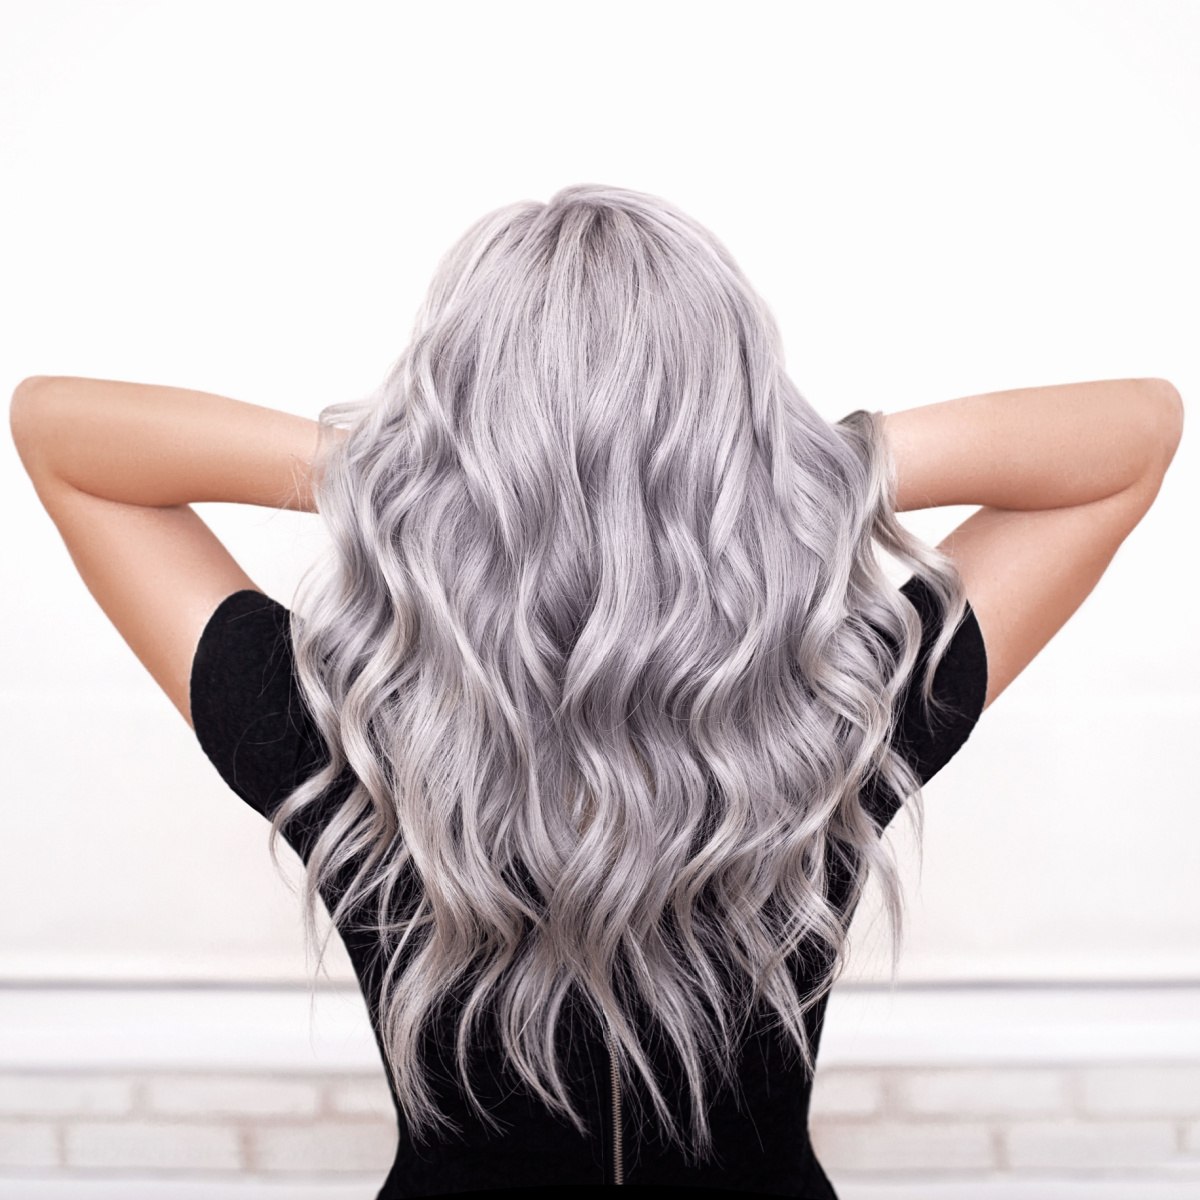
[274,183,965,1154]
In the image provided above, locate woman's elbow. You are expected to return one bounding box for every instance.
[1139,377,1184,475]
[9,376,64,468]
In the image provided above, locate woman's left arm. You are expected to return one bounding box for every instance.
[9,376,333,728]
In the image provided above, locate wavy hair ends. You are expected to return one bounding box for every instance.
[273,184,965,1154]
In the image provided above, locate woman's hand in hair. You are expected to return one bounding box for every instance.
[9,376,340,727]
[883,378,1184,709]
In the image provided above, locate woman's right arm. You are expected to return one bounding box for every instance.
[883,378,1184,710]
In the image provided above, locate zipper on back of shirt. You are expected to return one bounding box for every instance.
[604,1028,624,1185]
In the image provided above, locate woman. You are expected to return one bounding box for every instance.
[10,185,1183,1199]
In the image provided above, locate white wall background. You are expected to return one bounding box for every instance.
[1,0,1196,986]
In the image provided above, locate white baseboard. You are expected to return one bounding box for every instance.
[0,983,1197,1072]
[820,983,1200,1066]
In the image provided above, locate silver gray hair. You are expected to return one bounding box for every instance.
[275,184,964,1153]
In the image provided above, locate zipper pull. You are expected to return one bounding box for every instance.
[603,1027,624,1185]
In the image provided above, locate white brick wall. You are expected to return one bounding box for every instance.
[0,1121,58,1168]
[892,1068,1067,1116]
[810,1063,1200,1180]
[1081,1066,1200,1116]
[251,1123,397,1173]
[146,1076,321,1117]
[65,1120,242,1170]
[812,1119,996,1171]
[810,1069,883,1116]
[0,1062,1195,1184]
[327,1078,395,1118]
[1004,1119,1180,1170]
[0,1072,396,1177]
[0,1075,132,1116]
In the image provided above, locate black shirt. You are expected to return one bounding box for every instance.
[190,574,988,1199]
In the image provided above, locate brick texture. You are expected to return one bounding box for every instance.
[1005,1118,1179,1169]
[252,1120,398,1173]
[1183,1120,1200,1152]
[894,1068,1067,1116]
[0,1074,132,1116]
[0,1121,59,1168]
[146,1074,320,1117]
[66,1120,242,1170]
[328,1077,396,1117]
[1081,1066,1200,1117]
[811,1119,995,1171]
[0,1063,1191,1183]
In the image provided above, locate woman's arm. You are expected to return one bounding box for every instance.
[9,376,335,727]
[883,377,1184,710]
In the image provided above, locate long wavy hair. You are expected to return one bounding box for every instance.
[274,184,964,1153]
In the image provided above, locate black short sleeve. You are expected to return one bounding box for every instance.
[861,574,989,826]
[189,590,329,823]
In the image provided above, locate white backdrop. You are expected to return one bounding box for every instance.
[1,0,1196,985]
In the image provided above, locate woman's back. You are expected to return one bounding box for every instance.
[190,571,987,1196]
